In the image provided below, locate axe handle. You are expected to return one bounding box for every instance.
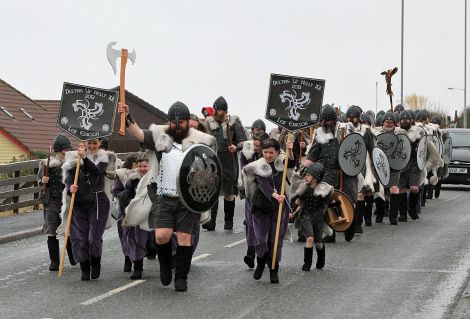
[119,49,128,136]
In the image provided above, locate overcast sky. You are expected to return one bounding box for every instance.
[1,0,467,128]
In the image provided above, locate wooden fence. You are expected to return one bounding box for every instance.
[0,153,133,214]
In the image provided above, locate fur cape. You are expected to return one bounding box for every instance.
[123,125,216,230]
[296,181,333,198]
[313,122,355,145]
[58,149,114,234]
[38,156,63,181]
[241,153,294,201]
[205,115,242,132]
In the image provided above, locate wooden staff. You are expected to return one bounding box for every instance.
[339,128,345,191]
[309,127,313,145]
[43,145,51,192]
[299,130,304,163]
[118,50,128,136]
[58,142,82,278]
[271,132,292,269]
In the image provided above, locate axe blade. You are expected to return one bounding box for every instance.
[128,49,136,65]
[106,41,120,75]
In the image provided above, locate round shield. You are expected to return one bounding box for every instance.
[372,147,390,186]
[338,133,367,176]
[325,190,354,232]
[388,133,411,171]
[430,135,443,156]
[176,144,222,214]
[376,132,399,157]
[416,137,428,170]
[442,137,453,165]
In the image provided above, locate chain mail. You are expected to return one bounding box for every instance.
[157,143,184,197]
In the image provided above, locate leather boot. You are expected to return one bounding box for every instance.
[434,181,442,198]
[420,186,427,207]
[66,240,76,266]
[224,199,235,230]
[47,237,60,271]
[156,241,173,286]
[130,259,143,280]
[202,202,217,231]
[398,193,408,222]
[364,196,374,226]
[90,256,101,279]
[316,245,325,269]
[426,184,433,199]
[302,247,313,271]
[409,192,420,220]
[146,231,157,259]
[354,201,365,233]
[253,253,268,280]
[389,194,400,225]
[174,245,193,292]
[244,246,255,269]
[297,231,306,242]
[269,262,279,284]
[123,256,132,272]
[344,223,355,242]
[80,261,90,281]
[375,198,385,223]
[322,231,336,243]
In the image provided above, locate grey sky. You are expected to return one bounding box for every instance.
[1,0,466,128]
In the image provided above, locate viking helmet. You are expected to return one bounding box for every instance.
[394,104,405,113]
[346,105,363,119]
[168,101,190,129]
[251,119,266,131]
[213,96,228,111]
[304,162,325,181]
[415,110,428,122]
[360,113,373,125]
[376,110,386,118]
[431,115,442,125]
[399,110,412,121]
[383,111,396,124]
[375,115,384,126]
[320,104,337,121]
[53,134,72,152]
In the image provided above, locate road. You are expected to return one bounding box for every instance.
[1,188,470,319]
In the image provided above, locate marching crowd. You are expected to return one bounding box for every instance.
[38,97,449,292]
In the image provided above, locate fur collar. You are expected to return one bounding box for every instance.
[85,149,110,165]
[406,125,424,143]
[115,167,137,184]
[314,127,334,144]
[354,123,369,136]
[296,181,333,198]
[243,154,287,178]
[41,157,63,168]
[241,140,256,160]
[205,115,240,130]
[62,151,82,172]
[148,124,216,152]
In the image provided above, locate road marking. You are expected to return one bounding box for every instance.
[442,194,460,203]
[192,253,210,262]
[80,280,145,306]
[224,239,246,248]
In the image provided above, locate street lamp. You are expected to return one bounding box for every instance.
[448,87,466,128]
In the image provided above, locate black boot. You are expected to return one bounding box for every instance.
[344,223,355,242]
[434,181,442,198]
[398,193,408,222]
[389,194,399,225]
[202,202,217,231]
[90,256,101,280]
[224,199,235,230]
[322,231,336,243]
[384,199,390,217]
[316,245,325,269]
[244,246,255,269]
[364,196,374,226]
[174,245,193,292]
[123,256,132,272]
[80,261,90,281]
[302,247,313,271]
[426,184,433,199]
[297,231,306,243]
[420,186,427,207]
[269,262,279,284]
[375,198,385,223]
[146,231,157,259]
[66,240,76,266]
[47,237,60,271]
[354,201,365,233]
[130,259,143,280]
[409,192,420,220]
[156,241,173,286]
[253,253,268,280]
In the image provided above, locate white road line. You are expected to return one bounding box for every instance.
[80,280,145,306]
[224,239,246,248]
[442,194,459,203]
[192,253,211,262]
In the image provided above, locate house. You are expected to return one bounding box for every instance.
[0,78,168,163]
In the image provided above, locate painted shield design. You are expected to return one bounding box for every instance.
[325,190,355,232]
[376,132,399,157]
[176,144,222,214]
[416,137,428,170]
[388,133,411,171]
[430,135,443,156]
[443,137,453,165]
[372,147,390,186]
[338,133,367,176]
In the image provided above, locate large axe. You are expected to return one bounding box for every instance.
[107,41,136,136]
[380,67,398,112]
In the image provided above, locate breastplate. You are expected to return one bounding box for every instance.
[157,143,184,197]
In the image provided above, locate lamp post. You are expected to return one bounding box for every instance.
[375,81,378,114]
[401,0,404,105]
[448,87,466,127]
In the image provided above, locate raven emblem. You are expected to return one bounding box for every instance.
[72,99,104,130]
[279,90,311,121]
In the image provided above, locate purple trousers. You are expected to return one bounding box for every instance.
[252,204,289,263]
[244,198,256,247]
[69,192,110,263]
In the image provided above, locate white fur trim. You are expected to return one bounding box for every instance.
[148,124,216,152]
[407,126,424,143]
[241,140,256,160]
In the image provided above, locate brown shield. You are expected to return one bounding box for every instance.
[325,190,355,232]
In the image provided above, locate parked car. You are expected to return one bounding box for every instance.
[442,128,470,185]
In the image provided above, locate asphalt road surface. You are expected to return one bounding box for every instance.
[1,188,470,319]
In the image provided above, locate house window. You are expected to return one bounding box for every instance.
[0,106,16,121]
[19,108,36,121]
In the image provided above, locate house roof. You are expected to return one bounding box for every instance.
[0,79,58,153]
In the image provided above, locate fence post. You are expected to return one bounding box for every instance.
[33,167,39,210]
[13,170,20,214]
